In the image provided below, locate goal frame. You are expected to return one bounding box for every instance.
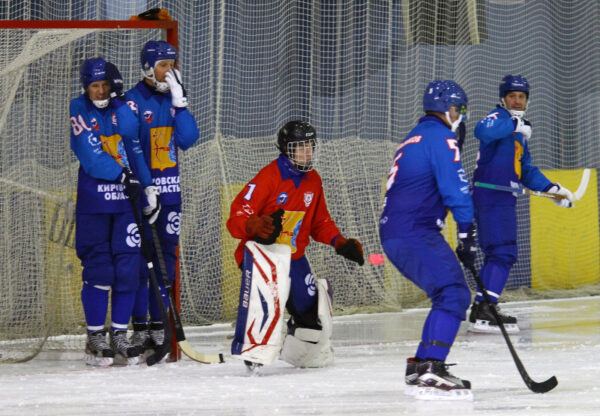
[0,18,182,362]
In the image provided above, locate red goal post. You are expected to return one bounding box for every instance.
[0,19,181,362]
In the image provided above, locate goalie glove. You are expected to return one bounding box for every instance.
[105,62,126,106]
[513,116,532,141]
[246,208,284,245]
[546,183,574,208]
[119,168,142,204]
[334,236,364,266]
[165,69,188,108]
[142,186,161,224]
[456,223,477,269]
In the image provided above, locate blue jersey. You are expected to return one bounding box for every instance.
[125,81,200,206]
[69,95,148,214]
[379,116,473,240]
[473,106,551,206]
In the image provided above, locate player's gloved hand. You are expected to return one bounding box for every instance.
[513,116,532,141]
[456,223,477,269]
[142,186,161,224]
[165,69,188,108]
[119,168,142,204]
[247,208,284,245]
[546,182,574,208]
[334,236,364,266]
[105,62,126,107]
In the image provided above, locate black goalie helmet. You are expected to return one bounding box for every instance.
[277,120,318,172]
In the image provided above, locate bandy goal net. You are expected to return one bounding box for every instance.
[2,1,600,363]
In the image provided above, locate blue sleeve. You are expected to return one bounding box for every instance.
[69,99,122,181]
[429,134,473,225]
[173,108,200,151]
[519,142,552,191]
[113,103,152,187]
[474,112,516,145]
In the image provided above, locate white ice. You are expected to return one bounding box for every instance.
[1,296,599,416]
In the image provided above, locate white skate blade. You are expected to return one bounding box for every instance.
[468,319,519,334]
[414,386,473,401]
[84,354,113,367]
[113,354,141,366]
[138,348,168,365]
[404,384,419,396]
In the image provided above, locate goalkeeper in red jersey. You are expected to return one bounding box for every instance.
[227,120,364,371]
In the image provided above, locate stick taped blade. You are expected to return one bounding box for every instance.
[179,340,225,364]
[529,375,558,394]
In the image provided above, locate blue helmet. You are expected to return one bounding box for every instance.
[423,80,468,114]
[80,57,107,89]
[141,40,177,70]
[499,75,529,99]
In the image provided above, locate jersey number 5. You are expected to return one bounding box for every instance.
[385,152,403,191]
[446,138,460,162]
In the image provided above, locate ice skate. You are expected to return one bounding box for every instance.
[130,323,152,362]
[85,330,115,367]
[468,301,519,334]
[413,360,472,401]
[404,357,420,396]
[110,330,141,365]
[244,360,263,375]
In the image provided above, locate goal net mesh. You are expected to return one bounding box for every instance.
[1,0,600,361]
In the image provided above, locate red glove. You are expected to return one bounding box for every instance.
[246,209,284,245]
[334,236,364,266]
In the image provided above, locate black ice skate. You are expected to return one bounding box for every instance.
[85,330,115,367]
[110,330,141,366]
[404,357,420,396]
[244,360,263,375]
[468,301,519,334]
[413,360,472,401]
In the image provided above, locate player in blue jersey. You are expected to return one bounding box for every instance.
[470,75,574,334]
[70,57,157,366]
[125,41,200,356]
[380,80,475,399]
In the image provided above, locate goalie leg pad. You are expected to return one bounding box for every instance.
[281,278,334,368]
[231,241,291,366]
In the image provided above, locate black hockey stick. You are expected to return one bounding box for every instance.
[150,223,224,364]
[130,200,173,366]
[468,265,558,393]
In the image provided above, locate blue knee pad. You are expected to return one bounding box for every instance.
[430,283,472,321]
[287,256,317,317]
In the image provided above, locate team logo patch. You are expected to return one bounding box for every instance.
[144,110,153,123]
[166,211,181,235]
[305,273,316,296]
[303,192,314,207]
[277,192,288,205]
[90,118,99,131]
[88,133,100,147]
[125,223,141,248]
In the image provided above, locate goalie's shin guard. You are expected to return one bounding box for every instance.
[281,279,334,368]
[231,241,291,366]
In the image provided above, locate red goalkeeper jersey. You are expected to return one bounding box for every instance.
[227,155,341,265]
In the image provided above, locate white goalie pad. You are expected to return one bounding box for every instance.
[231,241,291,366]
[280,278,334,368]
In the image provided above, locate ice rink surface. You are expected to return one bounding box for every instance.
[1,296,598,416]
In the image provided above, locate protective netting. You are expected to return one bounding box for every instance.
[1,1,600,361]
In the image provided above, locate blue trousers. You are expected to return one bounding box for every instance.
[475,205,518,302]
[382,230,471,361]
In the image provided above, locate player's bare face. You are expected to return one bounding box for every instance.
[504,91,527,111]
[87,80,110,101]
[154,60,175,82]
